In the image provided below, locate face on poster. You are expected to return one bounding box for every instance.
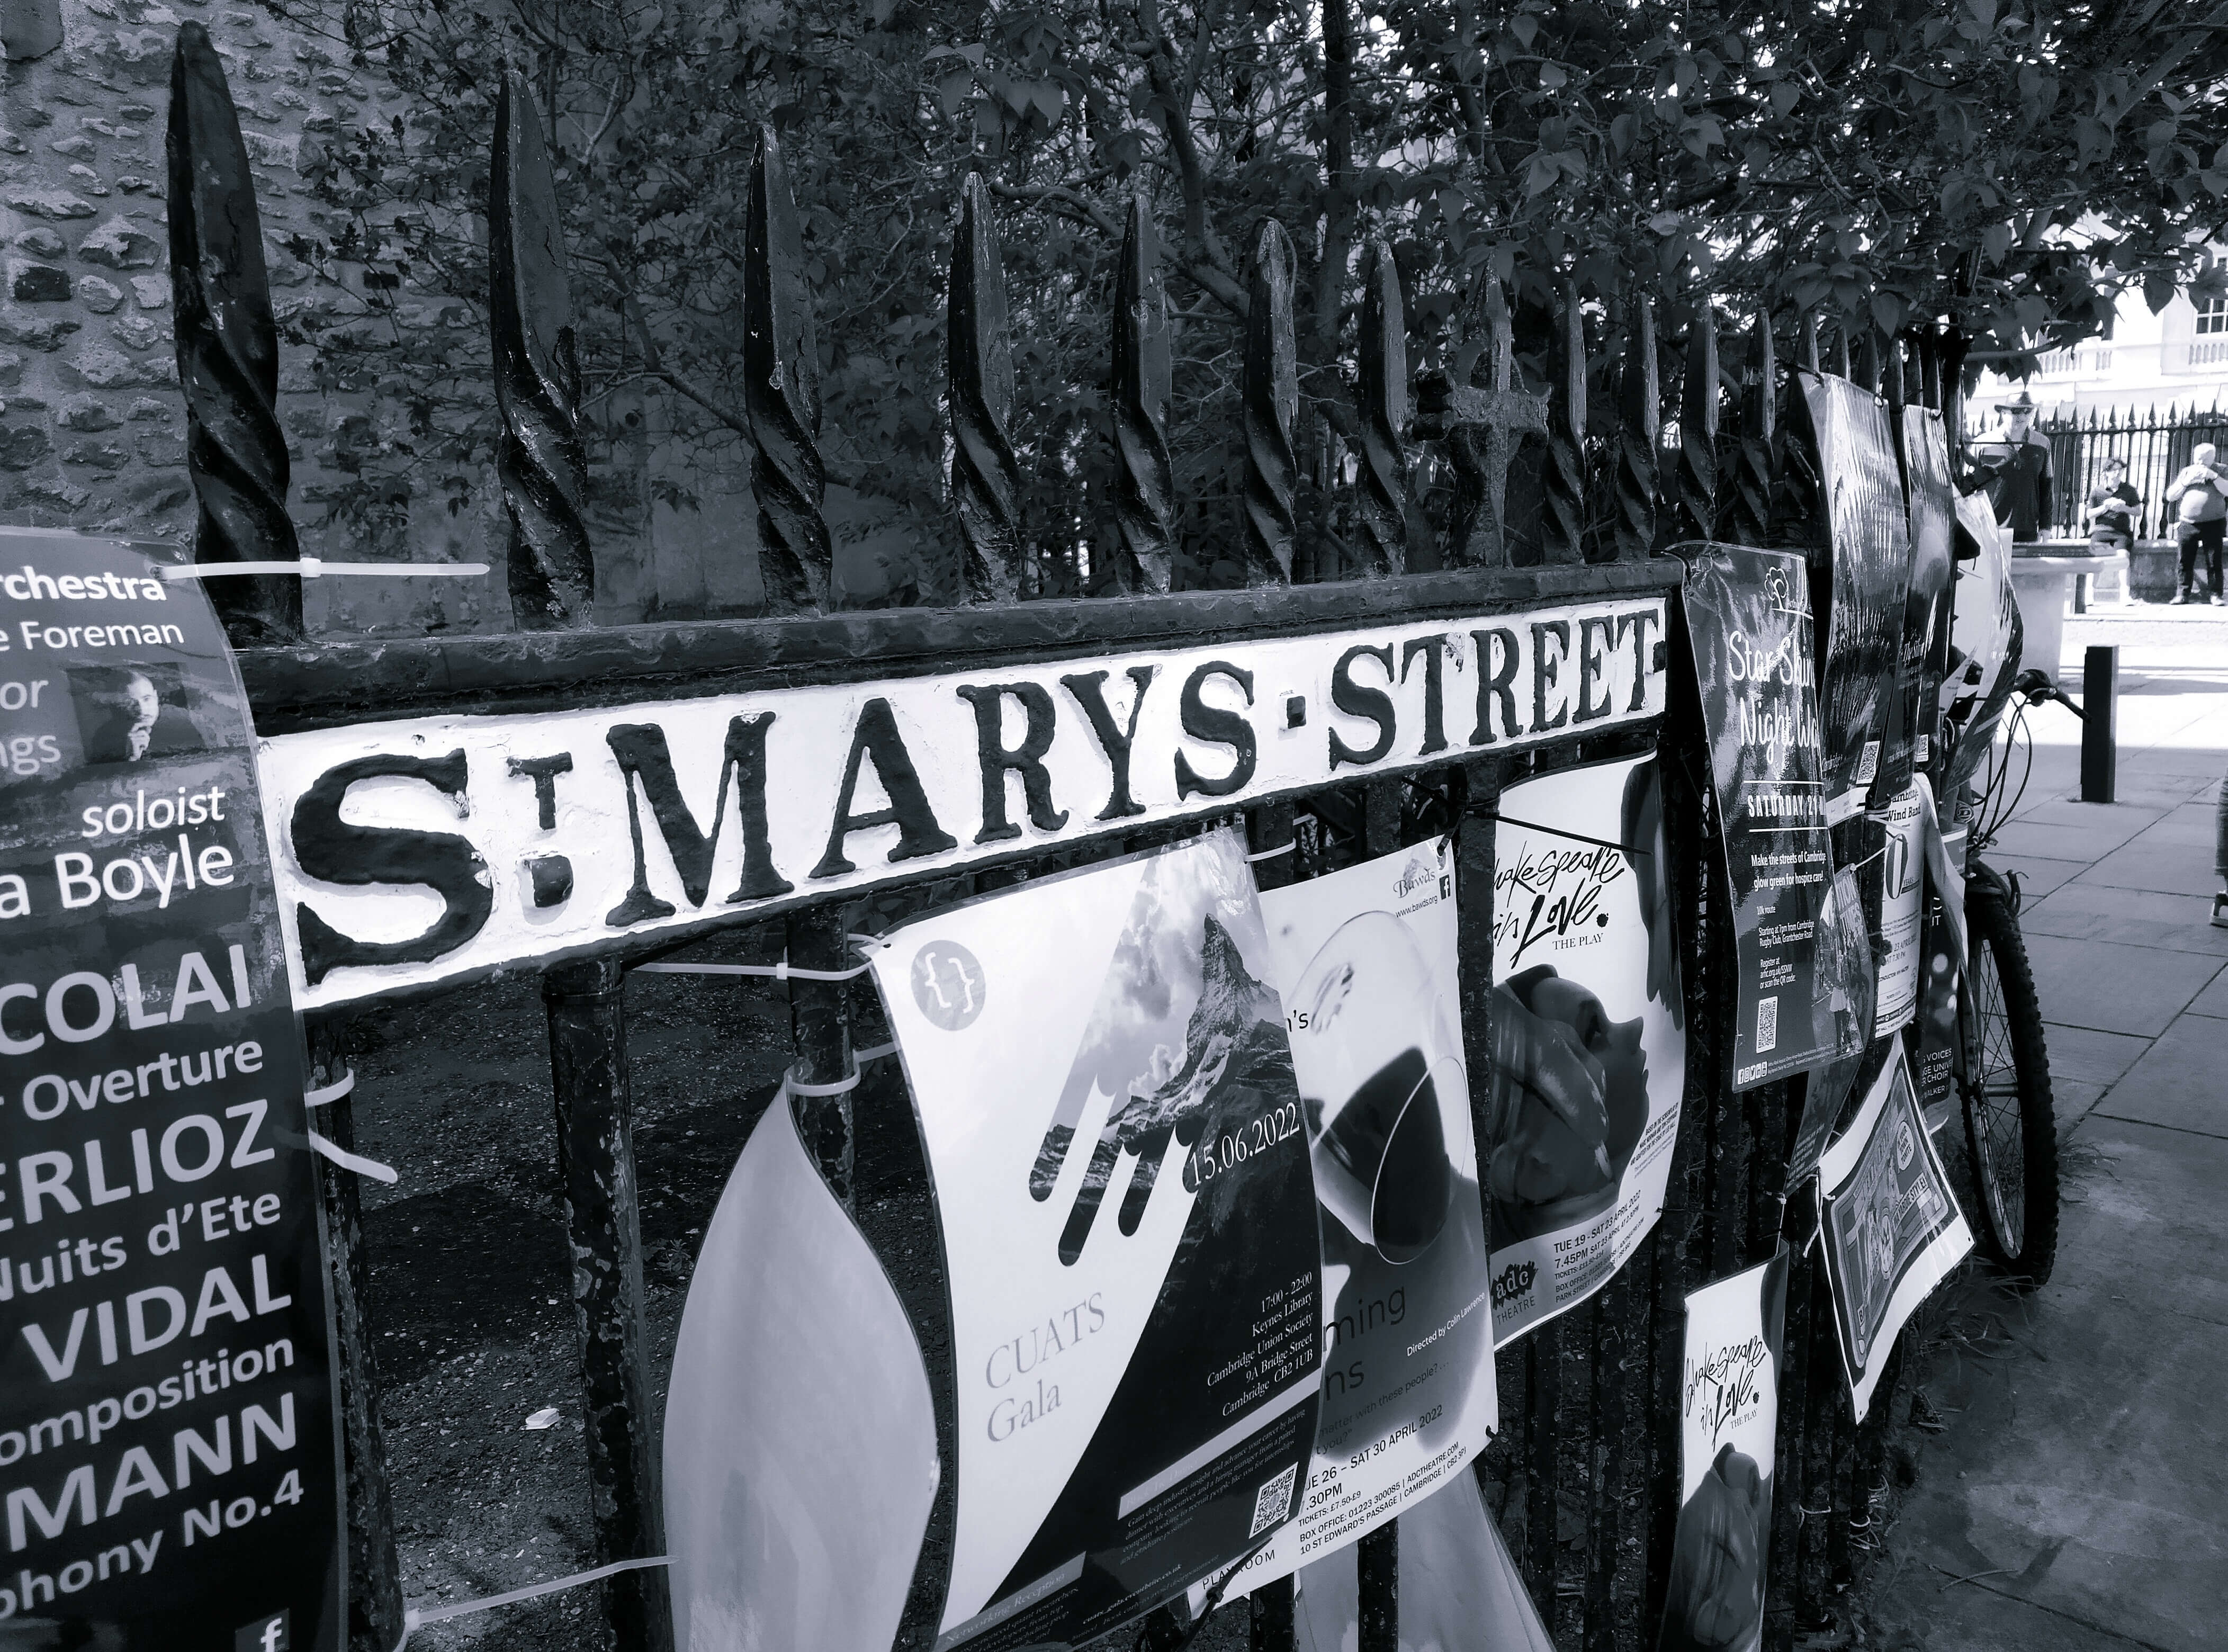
[872,829,1322,1651]
[1873,787,1925,1033]
[1796,372,1910,822]
[1658,1248,1788,1652]
[1678,543,1843,1090]
[0,529,343,1648]
[1207,840,1496,1601]
[1818,1048,1972,1421]
[1485,752,1686,1343]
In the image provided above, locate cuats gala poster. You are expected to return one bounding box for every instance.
[1677,543,1850,1090]
[1485,752,1686,1342]
[0,529,343,1649]
[871,830,1322,1651]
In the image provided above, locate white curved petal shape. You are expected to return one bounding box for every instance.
[663,1095,939,1651]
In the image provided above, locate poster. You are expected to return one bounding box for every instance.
[1939,493,2024,816]
[1206,840,1496,1600]
[1794,373,1909,823]
[1818,1048,1972,1421]
[1912,822,1968,1122]
[1785,867,1877,1186]
[662,1093,938,1652]
[871,829,1322,1650]
[1485,753,1687,1342]
[1679,543,1845,1090]
[1873,786,1925,1032]
[1657,1247,1788,1652]
[0,528,342,1646]
[1894,406,1959,784]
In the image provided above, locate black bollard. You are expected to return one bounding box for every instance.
[2081,644,2117,804]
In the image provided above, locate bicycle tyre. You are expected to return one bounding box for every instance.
[1958,865,2060,1288]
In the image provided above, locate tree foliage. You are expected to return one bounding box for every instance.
[264,0,2228,598]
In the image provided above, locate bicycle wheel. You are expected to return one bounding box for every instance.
[1958,865,2059,1288]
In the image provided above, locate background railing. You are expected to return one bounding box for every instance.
[162,19,1949,1652]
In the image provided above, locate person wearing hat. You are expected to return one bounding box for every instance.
[1967,390,2054,543]
[2164,442,2228,605]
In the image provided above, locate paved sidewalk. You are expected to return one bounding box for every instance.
[1862,609,2228,1651]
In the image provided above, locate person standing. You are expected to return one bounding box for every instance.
[1968,391,2055,543]
[2164,442,2228,605]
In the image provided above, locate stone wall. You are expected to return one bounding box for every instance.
[0,0,785,638]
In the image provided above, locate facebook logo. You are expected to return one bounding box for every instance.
[235,1612,290,1652]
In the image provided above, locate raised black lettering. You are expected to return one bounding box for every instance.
[1399,635,1451,755]
[1531,620,1571,734]
[1329,644,1396,769]
[1061,667,1154,821]
[1174,662,1256,800]
[605,714,792,928]
[812,699,959,878]
[290,752,491,987]
[505,753,573,831]
[1575,616,1616,724]
[1617,609,1663,712]
[956,683,1070,843]
[1468,627,1521,745]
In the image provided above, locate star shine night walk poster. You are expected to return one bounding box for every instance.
[1200,839,1496,1602]
[1676,543,1846,1091]
[0,529,342,1648]
[1658,1248,1787,1652]
[1792,372,1910,824]
[872,829,1321,1651]
[1485,753,1686,1343]
[1819,1049,1971,1422]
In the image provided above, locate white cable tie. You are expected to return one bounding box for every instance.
[1245,841,1297,863]
[783,1063,864,1098]
[159,558,489,581]
[401,1555,670,1633]
[856,1040,897,1063]
[304,1070,355,1109]
[307,1130,399,1185]
[631,958,872,982]
[846,932,892,951]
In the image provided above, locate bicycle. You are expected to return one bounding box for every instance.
[1931,661,2074,1291]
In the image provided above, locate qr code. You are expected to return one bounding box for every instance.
[1755,995,1778,1054]
[1249,1464,1298,1538]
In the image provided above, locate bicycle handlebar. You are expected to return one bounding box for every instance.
[2010,667,2085,721]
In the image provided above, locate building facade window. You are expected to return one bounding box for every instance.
[2197,295,2228,336]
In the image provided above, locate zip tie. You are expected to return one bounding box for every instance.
[159,557,489,581]
[846,932,891,951]
[784,1063,863,1098]
[1245,841,1296,863]
[304,1071,354,1109]
[306,1130,398,1186]
[633,957,873,983]
[399,1555,671,1637]
[857,1041,897,1063]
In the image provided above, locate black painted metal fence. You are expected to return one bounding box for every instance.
[160,19,1941,1651]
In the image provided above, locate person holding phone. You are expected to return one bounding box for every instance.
[2165,442,2228,604]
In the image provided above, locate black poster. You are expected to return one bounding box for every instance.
[1792,372,1909,822]
[1893,408,1959,791]
[0,530,343,1647]
[1676,543,1845,1091]
[1785,868,1878,1186]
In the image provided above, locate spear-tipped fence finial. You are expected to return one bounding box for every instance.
[1609,294,1658,560]
[949,172,1021,604]
[1353,238,1408,577]
[1540,283,1587,563]
[1111,194,1176,594]
[1670,304,1719,545]
[168,21,300,642]
[1241,219,1298,584]
[744,125,831,613]
[490,70,593,630]
[1719,308,1775,545]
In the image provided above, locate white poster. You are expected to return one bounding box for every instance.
[871,829,1324,1651]
[1873,785,1924,1031]
[1485,753,1688,1342]
[1658,1248,1788,1652]
[1206,840,1497,1601]
[1818,1048,1973,1421]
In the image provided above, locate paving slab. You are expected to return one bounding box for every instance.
[2117,746,2228,778]
[1866,1120,2228,1652]
[2052,1076,2105,1127]
[1989,813,2164,863]
[2187,969,2228,1019]
[2070,835,2216,897]
[2035,1022,2153,1090]
[2018,883,2228,957]
[2023,933,2213,1037]
[2089,1014,2228,1140]
[1986,854,2088,900]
